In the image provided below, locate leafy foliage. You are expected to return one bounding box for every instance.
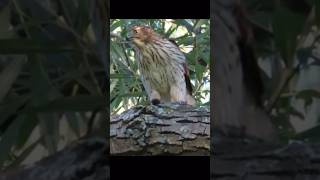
[245,0,320,143]
[0,0,107,169]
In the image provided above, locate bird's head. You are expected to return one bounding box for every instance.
[127,25,158,47]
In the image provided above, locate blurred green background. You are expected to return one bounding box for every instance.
[242,0,320,143]
[0,0,107,170]
[110,19,210,114]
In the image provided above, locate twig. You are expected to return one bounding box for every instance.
[265,66,299,113]
[265,6,317,113]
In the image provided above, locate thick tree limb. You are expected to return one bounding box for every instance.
[0,137,109,180]
[110,104,210,155]
[212,129,320,180]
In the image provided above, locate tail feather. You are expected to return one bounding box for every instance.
[184,71,193,96]
[184,67,195,105]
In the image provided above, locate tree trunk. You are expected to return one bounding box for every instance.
[110,104,210,155]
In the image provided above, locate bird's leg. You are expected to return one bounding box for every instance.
[150,90,161,105]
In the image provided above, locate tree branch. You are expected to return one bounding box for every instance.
[212,130,320,179]
[0,137,109,180]
[110,104,210,155]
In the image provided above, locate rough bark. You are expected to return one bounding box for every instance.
[110,104,210,155]
[212,129,320,180]
[0,137,109,180]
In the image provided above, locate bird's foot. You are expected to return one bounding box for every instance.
[151,99,161,105]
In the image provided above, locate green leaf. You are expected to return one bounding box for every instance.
[39,113,59,154]
[296,89,320,99]
[111,20,123,32]
[0,96,29,127]
[174,19,193,33]
[193,19,207,33]
[271,112,295,143]
[111,95,122,114]
[58,0,77,27]
[110,74,135,79]
[8,138,41,168]
[118,92,145,98]
[111,42,127,64]
[75,0,90,34]
[0,40,75,54]
[15,112,39,149]
[273,7,305,67]
[295,124,320,142]
[0,114,26,165]
[296,89,320,110]
[165,24,178,38]
[0,4,14,38]
[65,112,81,137]
[110,79,118,93]
[249,11,273,36]
[296,47,313,66]
[176,36,193,46]
[314,0,320,28]
[76,77,99,95]
[195,60,205,81]
[29,55,61,107]
[296,89,320,108]
[36,95,107,112]
[90,0,108,74]
[287,106,305,120]
[0,58,25,102]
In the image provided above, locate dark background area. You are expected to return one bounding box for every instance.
[111,156,209,180]
[0,0,319,179]
[0,0,108,174]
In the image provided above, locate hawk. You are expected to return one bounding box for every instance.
[127,25,195,105]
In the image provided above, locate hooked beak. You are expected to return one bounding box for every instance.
[126,30,134,41]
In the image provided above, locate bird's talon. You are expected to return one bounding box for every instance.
[151,99,161,105]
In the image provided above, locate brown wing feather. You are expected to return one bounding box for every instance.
[169,38,193,95]
[183,63,193,95]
